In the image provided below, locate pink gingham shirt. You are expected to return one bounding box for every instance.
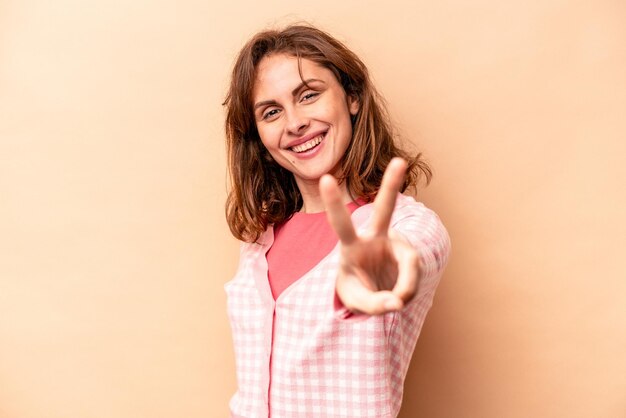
[225,194,450,418]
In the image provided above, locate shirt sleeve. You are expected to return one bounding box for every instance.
[383,203,450,414]
[391,202,451,301]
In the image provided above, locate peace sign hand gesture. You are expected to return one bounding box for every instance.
[320,158,421,316]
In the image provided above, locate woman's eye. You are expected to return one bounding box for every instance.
[262,108,280,120]
[301,92,319,102]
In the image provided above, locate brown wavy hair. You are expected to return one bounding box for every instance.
[223,24,431,242]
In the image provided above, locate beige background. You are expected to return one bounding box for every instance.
[1,0,625,417]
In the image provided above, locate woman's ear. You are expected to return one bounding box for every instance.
[348,94,360,115]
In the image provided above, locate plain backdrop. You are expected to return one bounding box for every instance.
[1,1,625,417]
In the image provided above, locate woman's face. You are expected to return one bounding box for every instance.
[252,54,359,189]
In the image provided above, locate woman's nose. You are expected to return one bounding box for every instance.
[285,109,309,135]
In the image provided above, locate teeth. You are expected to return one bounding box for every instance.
[291,134,324,153]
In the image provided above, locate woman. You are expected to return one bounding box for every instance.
[223,24,450,418]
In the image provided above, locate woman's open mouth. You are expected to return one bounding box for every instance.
[290,133,326,154]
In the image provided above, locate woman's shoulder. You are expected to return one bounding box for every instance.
[393,193,434,221]
[351,193,434,226]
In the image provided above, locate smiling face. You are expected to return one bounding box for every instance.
[252,54,359,196]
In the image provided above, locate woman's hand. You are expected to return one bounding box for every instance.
[320,158,421,316]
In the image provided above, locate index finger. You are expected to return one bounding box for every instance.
[320,174,357,245]
[370,158,407,236]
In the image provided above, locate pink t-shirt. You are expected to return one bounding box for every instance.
[267,201,362,300]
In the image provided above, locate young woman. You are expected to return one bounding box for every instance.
[223,24,450,418]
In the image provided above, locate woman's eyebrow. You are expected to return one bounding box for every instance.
[254,99,278,110]
[253,79,325,110]
[291,78,324,96]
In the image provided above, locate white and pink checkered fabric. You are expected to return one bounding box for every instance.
[225,194,450,418]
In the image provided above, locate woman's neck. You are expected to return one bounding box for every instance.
[296,177,352,214]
